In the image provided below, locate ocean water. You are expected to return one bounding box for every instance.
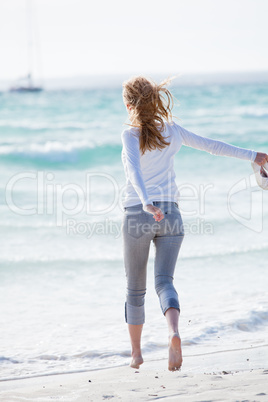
[0,82,268,380]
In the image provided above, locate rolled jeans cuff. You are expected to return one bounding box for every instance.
[161,297,180,316]
[125,302,145,325]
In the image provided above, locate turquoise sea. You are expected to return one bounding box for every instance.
[0,80,268,380]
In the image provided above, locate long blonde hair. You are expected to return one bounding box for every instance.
[122,76,174,155]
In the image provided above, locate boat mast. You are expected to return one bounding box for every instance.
[26,0,33,87]
[9,0,43,91]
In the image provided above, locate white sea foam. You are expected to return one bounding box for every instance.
[0,119,108,130]
[0,240,267,263]
[0,140,121,166]
[0,140,95,155]
[183,310,268,346]
[233,106,268,118]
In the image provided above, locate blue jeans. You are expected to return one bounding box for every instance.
[122,201,184,325]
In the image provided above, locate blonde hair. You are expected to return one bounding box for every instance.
[122,76,174,155]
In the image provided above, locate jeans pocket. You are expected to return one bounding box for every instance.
[125,214,149,239]
[162,210,184,236]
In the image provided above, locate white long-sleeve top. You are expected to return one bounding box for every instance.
[121,121,257,208]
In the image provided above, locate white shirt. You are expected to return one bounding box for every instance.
[121,121,257,208]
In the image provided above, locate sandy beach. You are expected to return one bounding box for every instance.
[1,346,267,401]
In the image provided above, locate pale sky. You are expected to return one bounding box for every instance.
[0,0,267,81]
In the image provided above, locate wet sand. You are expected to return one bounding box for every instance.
[1,346,267,401]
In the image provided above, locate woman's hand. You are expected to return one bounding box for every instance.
[144,204,164,222]
[254,152,268,166]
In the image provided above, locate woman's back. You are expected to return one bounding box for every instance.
[121,121,181,208]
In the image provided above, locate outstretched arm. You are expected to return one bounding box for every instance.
[174,123,268,164]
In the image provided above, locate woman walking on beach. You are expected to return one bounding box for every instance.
[121,76,268,371]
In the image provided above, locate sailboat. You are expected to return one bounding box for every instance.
[9,73,43,92]
[9,0,43,92]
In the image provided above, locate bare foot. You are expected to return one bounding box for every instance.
[130,353,143,369]
[168,332,182,371]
